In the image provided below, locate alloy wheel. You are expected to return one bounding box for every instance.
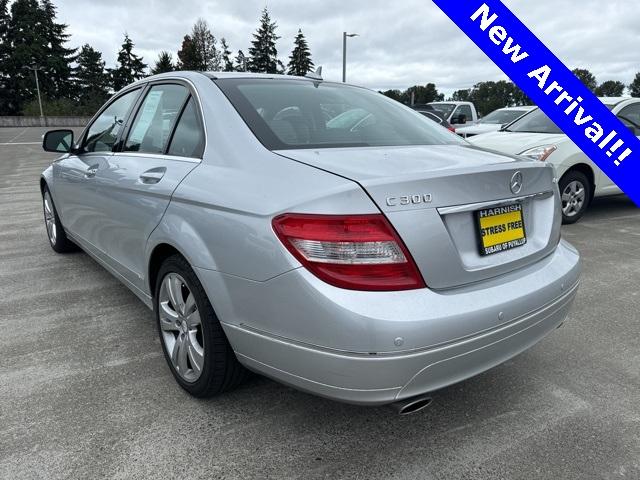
[43,192,57,245]
[158,273,204,382]
[561,180,586,218]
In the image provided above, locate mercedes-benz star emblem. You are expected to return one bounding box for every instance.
[510,171,523,194]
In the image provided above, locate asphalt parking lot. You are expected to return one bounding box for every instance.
[1,126,638,479]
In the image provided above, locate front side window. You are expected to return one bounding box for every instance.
[215,79,464,150]
[453,105,473,124]
[84,89,140,153]
[167,97,205,158]
[506,108,563,134]
[124,84,190,154]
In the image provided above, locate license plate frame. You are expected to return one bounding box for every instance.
[475,203,527,256]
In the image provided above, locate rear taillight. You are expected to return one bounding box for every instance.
[272,213,426,291]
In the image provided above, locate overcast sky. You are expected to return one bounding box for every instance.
[54,0,638,96]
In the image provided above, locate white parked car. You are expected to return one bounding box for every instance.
[428,101,479,126]
[456,106,536,138]
[468,98,639,223]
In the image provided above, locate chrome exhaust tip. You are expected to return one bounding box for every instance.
[390,394,433,415]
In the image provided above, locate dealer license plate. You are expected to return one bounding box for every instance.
[475,203,527,256]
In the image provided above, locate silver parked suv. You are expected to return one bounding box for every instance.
[40,71,581,413]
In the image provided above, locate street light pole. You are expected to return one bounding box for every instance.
[24,65,44,119]
[342,32,358,83]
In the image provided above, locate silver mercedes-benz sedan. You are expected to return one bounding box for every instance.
[40,71,581,413]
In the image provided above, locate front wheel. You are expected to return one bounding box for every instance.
[42,187,78,253]
[559,171,591,224]
[155,254,247,397]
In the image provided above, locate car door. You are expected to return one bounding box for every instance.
[52,88,141,251]
[91,82,205,292]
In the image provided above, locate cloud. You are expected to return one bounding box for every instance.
[54,0,639,95]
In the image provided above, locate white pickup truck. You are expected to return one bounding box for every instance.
[427,101,479,127]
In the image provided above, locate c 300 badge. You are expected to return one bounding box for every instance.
[386,194,433,207]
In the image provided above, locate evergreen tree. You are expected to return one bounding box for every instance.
[572,68,597,92]
[152,51,174,74]
[234,50,247,72]
[247,7,280,73]
[595,80,626,97]
[630,73,640,98]
[74,44,110,112]
[39,0,76,99]
[111,33,147,91]
[287,29,314,76]
[0,0,12,114]
[177,35,199,70]
[220,38,233,72]
[4,0,76,114]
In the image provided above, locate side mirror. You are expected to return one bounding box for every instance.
[43,129,74,153]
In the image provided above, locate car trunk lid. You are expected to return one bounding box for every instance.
[275,145,561,289]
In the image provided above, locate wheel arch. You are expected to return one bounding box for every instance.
[147,243,188,298]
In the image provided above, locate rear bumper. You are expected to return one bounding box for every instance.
[207,240,581,405]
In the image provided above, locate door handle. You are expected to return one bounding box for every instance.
[139,167,166,184]
[84,165,99,178]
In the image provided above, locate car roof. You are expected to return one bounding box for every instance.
[598,97,633,107]
[498,106,536,111]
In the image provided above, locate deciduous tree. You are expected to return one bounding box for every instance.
[177,35,198,70]
[595,80,626,97]
[572,68,597,92]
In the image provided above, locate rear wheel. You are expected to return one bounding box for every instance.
[42,187,78,253]
[559,171,591,224]
[155,254,246,397]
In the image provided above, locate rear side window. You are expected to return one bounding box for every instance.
[84,88,139,152]
[124,84,189,154]
[167,97,205,158]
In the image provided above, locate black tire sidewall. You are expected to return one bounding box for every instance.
[43,187,76,253]
[559,171,591,224]
[154,255,226,397]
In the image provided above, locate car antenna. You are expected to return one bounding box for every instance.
[305,66,323,81]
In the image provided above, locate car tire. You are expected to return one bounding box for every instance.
[154,254,247,397]
[42,187,79,253]
[559,171,591,224]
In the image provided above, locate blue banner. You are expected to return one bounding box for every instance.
[432,0,640,206]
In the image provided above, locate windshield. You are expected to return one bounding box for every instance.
[429,103,456,117]
[506,108,563,134]
[215,79,464,150]
[479,109,528,125]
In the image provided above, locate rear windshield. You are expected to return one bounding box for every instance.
[429,103,456,117]
[214,78,464,150]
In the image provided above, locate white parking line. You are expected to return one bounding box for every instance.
[7,127,29,143]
